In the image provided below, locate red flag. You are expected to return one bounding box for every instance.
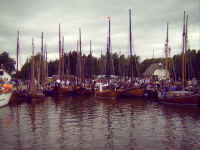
[107,16,110,20]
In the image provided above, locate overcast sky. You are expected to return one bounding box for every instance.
[0,0,199,67]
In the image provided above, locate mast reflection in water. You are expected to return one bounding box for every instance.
[0,97,200,150]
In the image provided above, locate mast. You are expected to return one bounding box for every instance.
[40,32,44,87]
[77,40,79,53]
[165,23,169,78]
[108,17,111,57]
[44,40,48,80]
[66,44,69,81]
[30,38,35,92]
[129,9,133,57]
[61,36,64,81]
[79,28,83,82]
[106,16,111,78]
[90,40,92,55]
[58,24,61,80]
[79,28,82,55]
[182,11,186,89]
[119,51,122,80]
[46,46,48,80]
[89,40,92,79]
[16,31,20,91]
[129,9,134,81]
[76,40,79,84]
[185,15,188,80]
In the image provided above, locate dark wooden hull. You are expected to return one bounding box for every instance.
[117,87,144,98]
[73,87,94,97]
[9,90,29,105]
[160,94,200,106]
[44,87,73,97]
[95,89,117,100]
[27,92,45,103]
[143,90,158,99]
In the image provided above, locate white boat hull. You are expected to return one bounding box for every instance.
[0,92,12,107]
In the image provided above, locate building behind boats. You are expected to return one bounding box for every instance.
[143,63,169,80]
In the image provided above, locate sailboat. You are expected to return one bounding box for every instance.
[158,11,200,106]
[27,37,45,103]
[95,16,117,100]
[73,29,94,97]
[117,9,144,98]
[45,24,73,97]
[9,31,28,105]
[60,36,74,96]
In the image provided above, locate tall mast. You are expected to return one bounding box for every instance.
[108,17,111,56]
[40,32,44,87]
[76,39,79,83]
[90,40,92,55]
[185,15,188,80]
[106,16,111,77]
[44,40,48,80]
[66,43,69,81]
[31,38,35,92]
[58,24,61,80]
[165,23,169,78]
[61,36,64,81]
[46,46,48,79]
[129,9,134,81]
[89,40,92,79]
[129,9,133,57]
[79,28,82,82]
[16,31,19,91]
[182,11,186,89]
[79,28,82,55]
[77,40,79,52]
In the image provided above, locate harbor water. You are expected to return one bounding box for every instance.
[0,97,200,150]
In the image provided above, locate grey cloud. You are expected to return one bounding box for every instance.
[0,0,199,66]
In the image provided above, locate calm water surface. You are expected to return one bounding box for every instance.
[0,97,200,150]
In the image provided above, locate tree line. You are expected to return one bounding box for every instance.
[1,49,200,81]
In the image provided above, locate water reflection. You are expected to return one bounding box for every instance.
[0,97,200,150]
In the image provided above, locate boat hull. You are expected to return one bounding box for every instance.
[73,87,93,97]
[95,89,117,100]
[117,87,144,98]
[159,91,200,106]
[0,92,12,107]
[143,90,158,99]
[45,87,73,97]
[9,90,29,105]
[27,92,45,103]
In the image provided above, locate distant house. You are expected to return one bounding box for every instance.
[0,68,12,81]
[143,63,169,80]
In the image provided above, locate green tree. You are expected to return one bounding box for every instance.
[0,51,15,74]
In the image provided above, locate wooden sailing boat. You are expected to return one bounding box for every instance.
[117,9,144,98]
[60,35,74,96]
[44,25,62,96]
[158,11,200,106]
[95,16,117,100]
[46,24,73,97]
[73,29,93,97]
[27,37,45,103]
[10,31,28,105]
